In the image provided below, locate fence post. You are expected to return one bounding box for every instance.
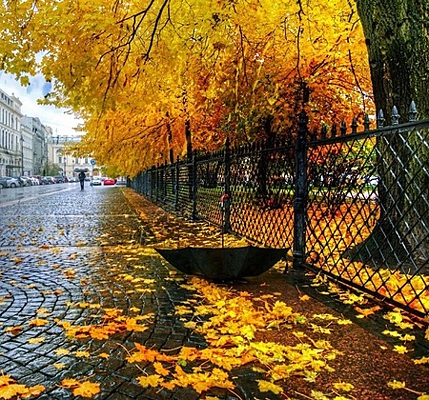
[175,156,180,211]
[191,151,198,220]
[293,110,308,267]
[162,163,167,203]
[155,164,160,202]
[223,137,231,232]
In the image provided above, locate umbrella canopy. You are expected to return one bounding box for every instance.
[155,246,285,280]
[74,167,89,173]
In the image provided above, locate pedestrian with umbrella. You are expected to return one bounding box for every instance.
[75,167,89,190]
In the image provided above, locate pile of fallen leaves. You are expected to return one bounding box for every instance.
[0,375,44,399]
[127,276,347,397]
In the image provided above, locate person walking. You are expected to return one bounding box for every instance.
[78,171,86,190]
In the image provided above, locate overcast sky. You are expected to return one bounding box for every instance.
[0,71,83,137]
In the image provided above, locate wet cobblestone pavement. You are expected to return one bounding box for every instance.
[0,186,214,399]
[1,186,428,400]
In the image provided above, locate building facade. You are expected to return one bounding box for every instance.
[20,116,35,176]
[1,86,86,179]
[46,134,91,178]
[21,116,49,176]
[0,89,23,176]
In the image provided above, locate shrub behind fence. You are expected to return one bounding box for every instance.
[131,103,429,320]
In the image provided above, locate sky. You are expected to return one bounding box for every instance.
[0,71,83,137]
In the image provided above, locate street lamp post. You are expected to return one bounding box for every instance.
[20,134,24,176]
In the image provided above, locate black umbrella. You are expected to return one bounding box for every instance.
[155,194,285,280]
[74,167,89,173]
[155,245,285,280]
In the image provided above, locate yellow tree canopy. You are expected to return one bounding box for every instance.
[0,0,372,176]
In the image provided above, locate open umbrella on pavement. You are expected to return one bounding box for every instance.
[155,194,286,280]
[156,245,285,280]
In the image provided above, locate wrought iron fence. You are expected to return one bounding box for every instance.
[131,102,429,319]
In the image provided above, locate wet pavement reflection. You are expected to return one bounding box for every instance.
[0,186,218,399]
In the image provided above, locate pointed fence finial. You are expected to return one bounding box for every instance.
[377,109,385,128]
[340,120,347,136]
[392,106,400,125]
[351,117,358,134]
[364,114,370,131]
[409,100,417,122]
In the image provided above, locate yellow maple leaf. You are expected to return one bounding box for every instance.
[4,325,23,335]
[75,351,91,358]
[0,375,45,399]
[28,318,49,327]
[54,363,66,369]
[387,380,406,389]
[0,375,15,386]
[73,381,100,398]
[257,380,283,395]
[137,374,162,388]
[99,352,110,359]
[355,306,380,317]
[27,337,45,344]
[382,330,402,337]
[154,361,170,377]
[25,384,45,397]
[125,317,148,332]
[393,345,408,354]
[333,381,355,392]
[127,343,159,363]
[413,357,429,365]
[54,348,70,355]
[0,383,27,399]
[61,378,80,388]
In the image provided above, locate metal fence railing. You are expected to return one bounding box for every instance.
[131,102,429,320]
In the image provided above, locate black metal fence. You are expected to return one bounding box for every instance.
[131,102,429,320]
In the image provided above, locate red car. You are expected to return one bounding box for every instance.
[103,178,116,185]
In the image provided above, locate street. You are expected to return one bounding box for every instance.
[0,185,210,399]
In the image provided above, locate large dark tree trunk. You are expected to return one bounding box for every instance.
[353,0,429,269]
[356,0,429,117]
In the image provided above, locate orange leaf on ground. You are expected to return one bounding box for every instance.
[73,381,101,398]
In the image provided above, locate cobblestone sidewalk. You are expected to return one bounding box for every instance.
[0,186,428,399]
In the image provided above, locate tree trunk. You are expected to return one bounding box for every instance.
[353,0,429,270]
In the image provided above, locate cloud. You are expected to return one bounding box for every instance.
[0,71,82,136]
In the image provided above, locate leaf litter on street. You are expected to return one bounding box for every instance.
[0,191,428,399]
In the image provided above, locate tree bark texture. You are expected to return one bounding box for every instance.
[354,0,429,269]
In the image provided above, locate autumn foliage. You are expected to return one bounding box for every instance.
[0,0,372,176]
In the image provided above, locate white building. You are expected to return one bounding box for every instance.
[21,116,49,176]
[46,134,91,178]
[20,117,35,176]
[0,89,23,176]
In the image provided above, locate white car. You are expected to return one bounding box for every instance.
[29,177,39,185]
[90,177,102,186]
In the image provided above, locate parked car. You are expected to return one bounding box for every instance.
[0,176,20,188]
[29,176,40,185]
[42,176,56,184]
[54,175,65,183]
[90,177,102,186]
[68,177,77,182]
[103,178,116,186]
[19,176,33,186]
[0,176,8,189]
[115,178,127,186]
